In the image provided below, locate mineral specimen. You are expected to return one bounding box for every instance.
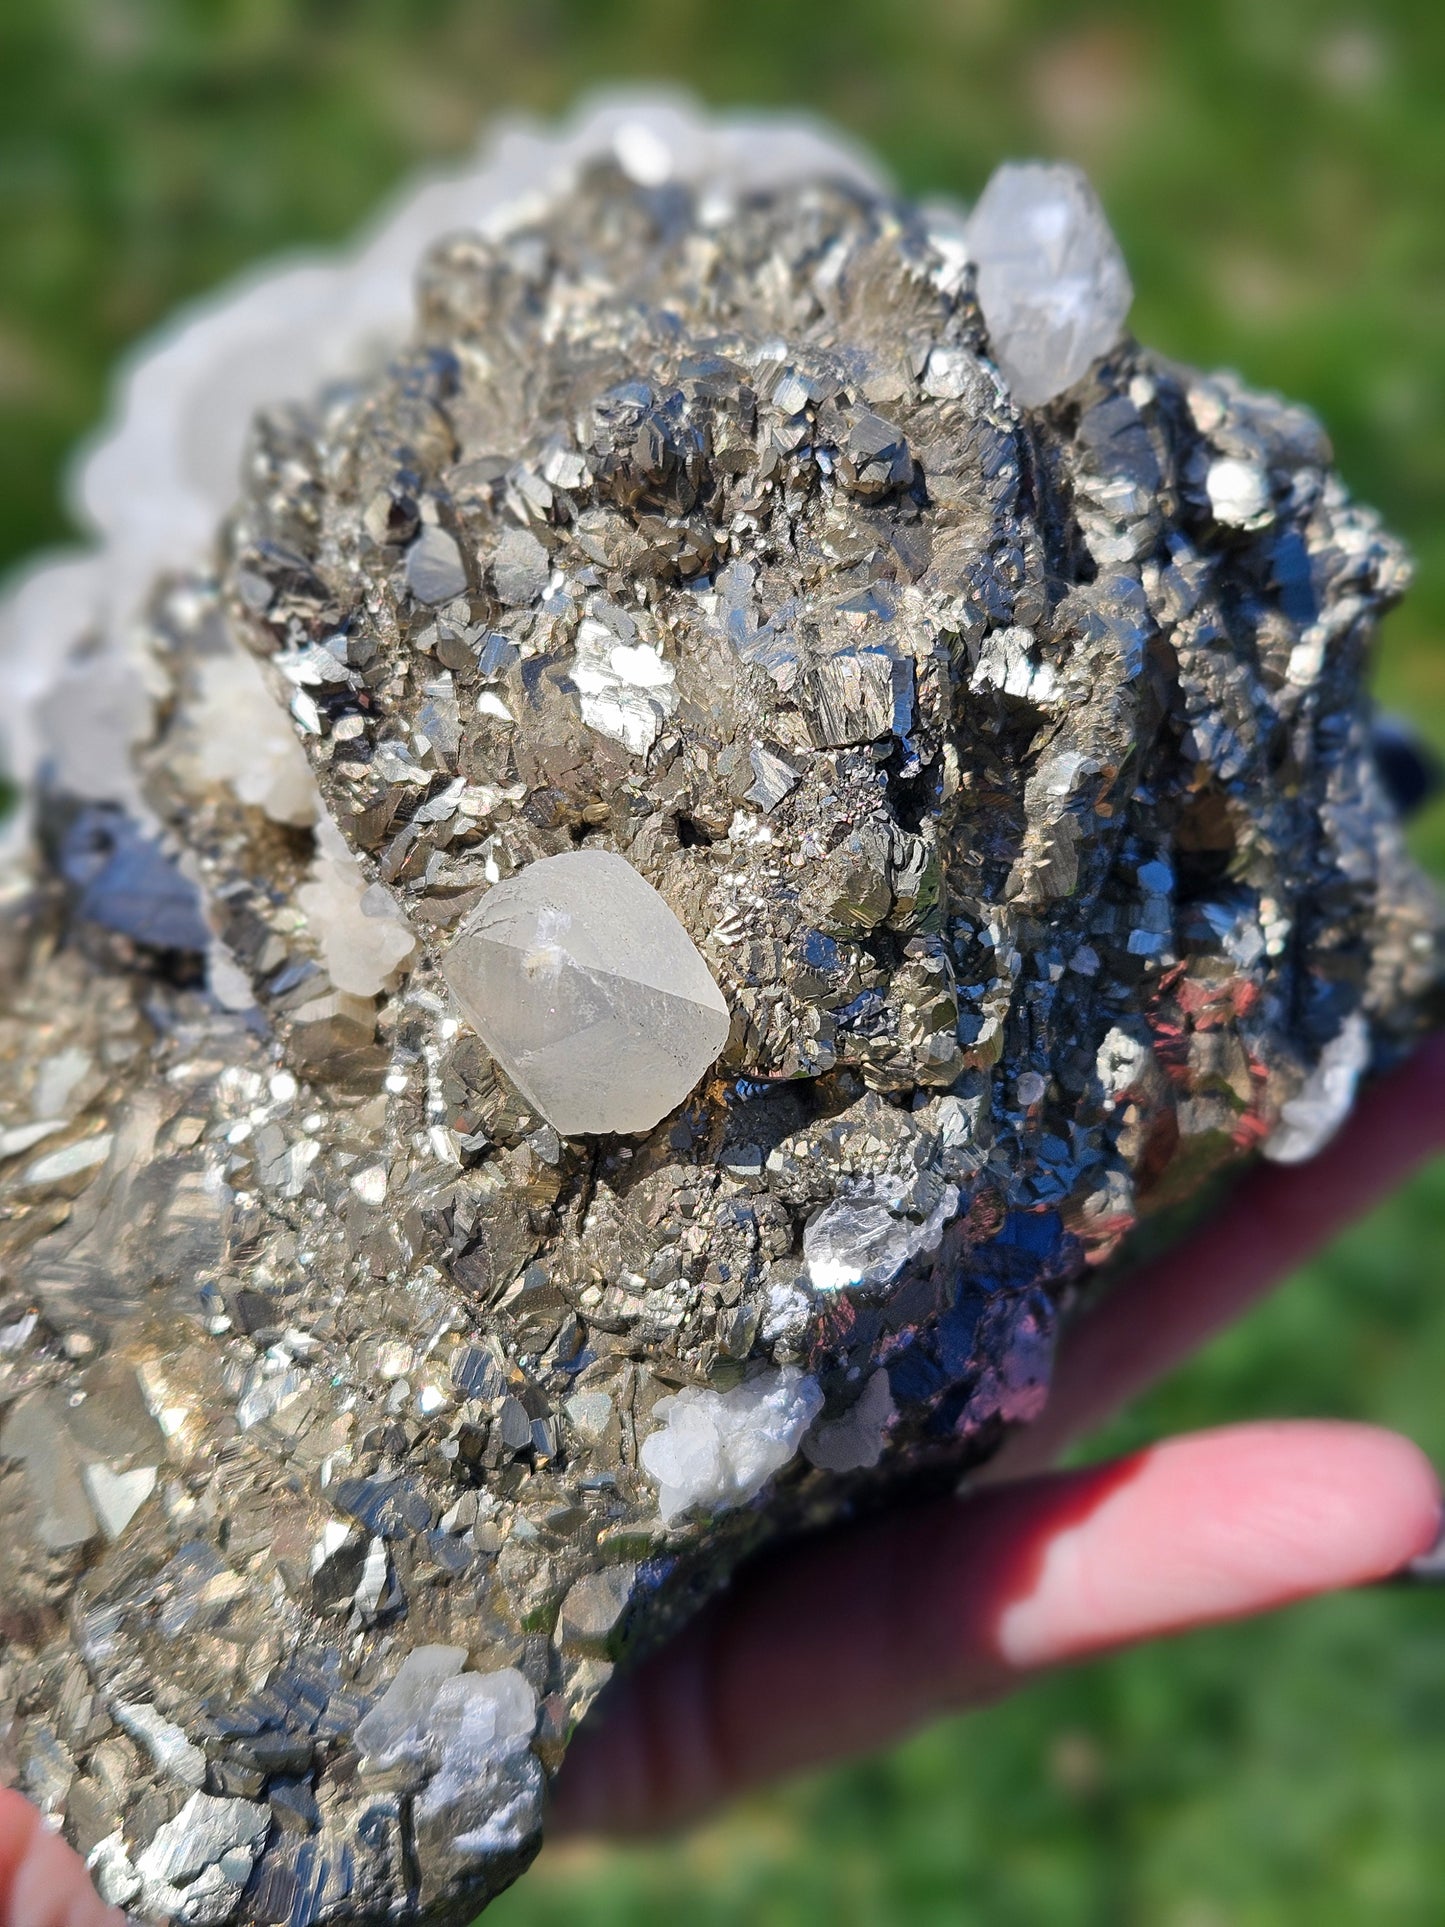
[0,98,1437,1925]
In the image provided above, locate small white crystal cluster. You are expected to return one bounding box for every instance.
[640,1366,824,1523]
[297,816,418,998]
[354,1646,541,1856]
[803,1184,960,1294]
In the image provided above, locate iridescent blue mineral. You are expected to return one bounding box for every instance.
[0,106,1437,1925]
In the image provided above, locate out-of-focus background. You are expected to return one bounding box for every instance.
[3,2,1443,1921]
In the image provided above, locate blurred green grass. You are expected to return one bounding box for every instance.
[3,3,1442,1922]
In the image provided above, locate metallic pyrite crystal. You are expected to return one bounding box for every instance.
[0,99,1439,1925]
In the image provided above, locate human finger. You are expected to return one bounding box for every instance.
[552,1420,1439,1837]
[0,1788,120,1927]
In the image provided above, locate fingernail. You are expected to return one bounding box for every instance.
[1377,1503,1445,1587]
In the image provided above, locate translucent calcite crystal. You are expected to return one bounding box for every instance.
[0,100,1437,1926]
[440,850,731,1135]
[965,160,1134,407]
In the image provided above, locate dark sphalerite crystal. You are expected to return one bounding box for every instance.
[0,125,1438,1925]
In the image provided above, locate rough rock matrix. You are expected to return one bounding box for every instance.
[0,105,1438,1925]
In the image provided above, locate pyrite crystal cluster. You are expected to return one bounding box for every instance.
[0,102,1438,1925]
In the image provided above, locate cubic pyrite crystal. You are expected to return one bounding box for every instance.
[0,100,1438,1924]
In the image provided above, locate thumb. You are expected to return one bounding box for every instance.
[0,1787,120,1927]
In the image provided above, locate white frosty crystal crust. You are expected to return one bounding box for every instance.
[1264,1012,1372,1164]
[641,1367,825,1523]
[803,1184,960,1294]
[966,161,1133,407]
[296,816,418,997]
[441,850,731,1136]
[187,645,320,827]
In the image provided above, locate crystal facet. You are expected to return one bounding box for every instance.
[441,850,731,1136]
[966,159,1134,406]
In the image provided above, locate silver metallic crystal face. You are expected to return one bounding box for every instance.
[0,103,1438,1926]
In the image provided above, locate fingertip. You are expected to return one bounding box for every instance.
[1160,1420,1440,1590]
[997,1420,1441,1671]
[1267,1420,1442,1580]
[0,1788,119,1927]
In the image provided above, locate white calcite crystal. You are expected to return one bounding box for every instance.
[1265,1012,1373,1164]
[441,849,731,1136]
[966,160,1133,407]
[414,1668,540,1855]
[189,646,320,826]
[353,1645,468,1765]
[296,816,418,997]
[355,1647,535,1771]
[804,1185,961,1294]
[641,1367,825,1524]
[1206,455,1274,528]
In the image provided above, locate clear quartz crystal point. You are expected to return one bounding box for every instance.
[966,160,1133,406]
[441,850,731,1136]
